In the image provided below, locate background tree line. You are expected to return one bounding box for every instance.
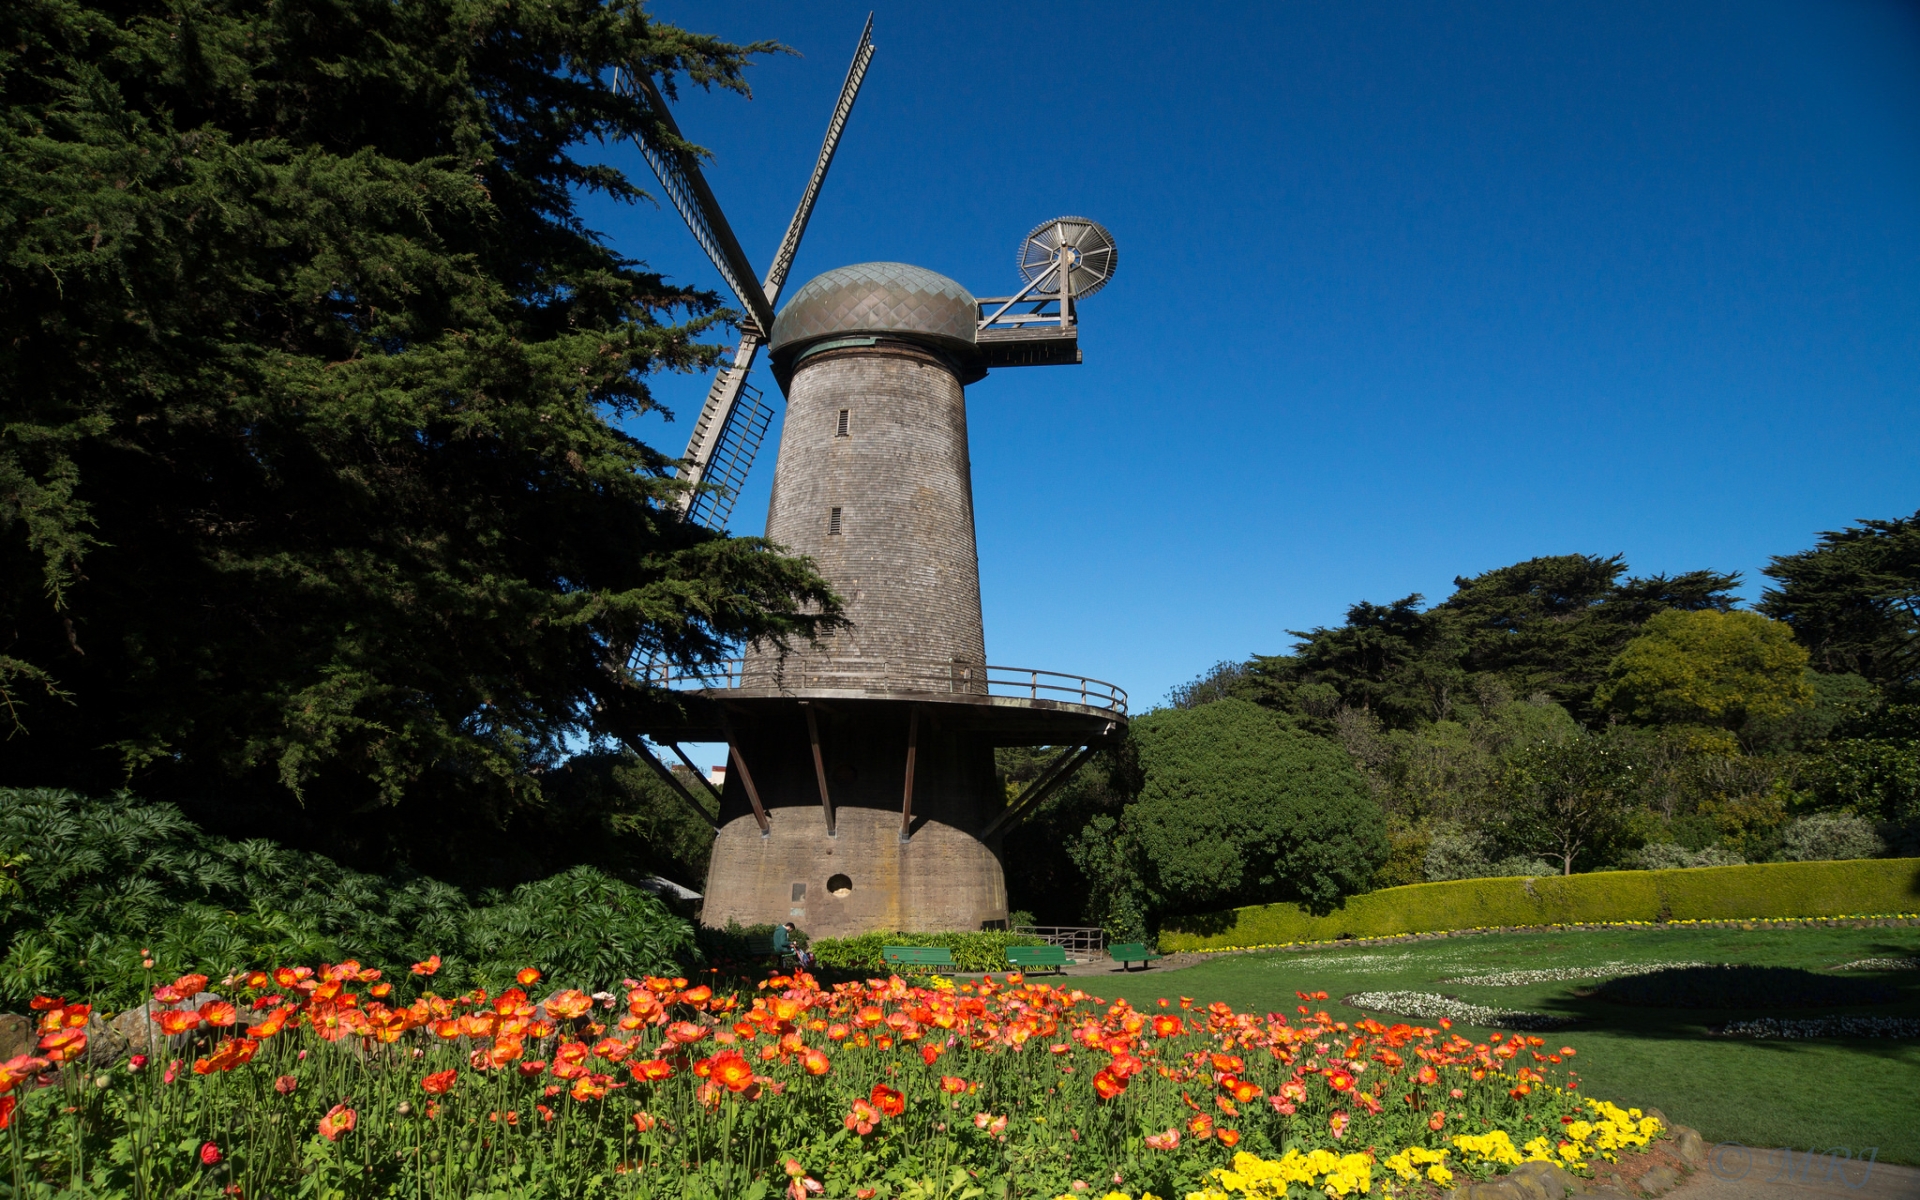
[999,511,1920,938]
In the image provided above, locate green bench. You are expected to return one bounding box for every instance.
[882,945,958,973]
[1108,942,1163,970]
[1004,944,1070,974]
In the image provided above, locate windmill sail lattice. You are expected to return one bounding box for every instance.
[620,17,875,529]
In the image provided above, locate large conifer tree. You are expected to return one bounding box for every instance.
[0,0,836,867]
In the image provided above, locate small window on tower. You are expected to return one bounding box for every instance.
[828,507,843,535]
[836,409,850,437]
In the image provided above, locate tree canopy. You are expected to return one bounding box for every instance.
[0,0,836,873]
[1596,609,1812,730]
[1759,510,1920,687]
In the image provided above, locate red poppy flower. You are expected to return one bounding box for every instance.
[869,1084,905,1117]
[318,1104,356,1142]
[273,1075,298,1095]
[710,1051,757,1093]
[421,1070,458,1095]
[200,1142,222,1166]
[1092,1068,1126,1100]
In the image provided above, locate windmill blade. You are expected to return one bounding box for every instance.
[672,16,877,526]
[616,70,777,336]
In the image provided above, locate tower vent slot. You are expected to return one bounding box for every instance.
[828,507,843,535]
[836,409,850,437]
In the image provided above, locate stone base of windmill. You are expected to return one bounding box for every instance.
[696,703,1010,940]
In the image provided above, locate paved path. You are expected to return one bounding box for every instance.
[1667,1147,1920,1200]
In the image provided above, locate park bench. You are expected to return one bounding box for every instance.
[882,945,958,974]
[1004,944,1070,974]
[1108,942,1163,971]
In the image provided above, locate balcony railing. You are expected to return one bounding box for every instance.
[639,656,1127,717]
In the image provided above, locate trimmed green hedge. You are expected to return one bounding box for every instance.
[1158,858,1920,952]
[810,930,1046,973]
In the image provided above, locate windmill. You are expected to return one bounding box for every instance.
[619,19,1127,939]
[617,17,874,530]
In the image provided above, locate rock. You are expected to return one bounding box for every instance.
[1669,1126,1706,1164]
[109,993,223,1056]
[1511,1160,1586,1197]
[0,1013,31,1060]
[83,1015,129,1066]
[1636,1165,1679,1195]
[1642,1107,1669,1129]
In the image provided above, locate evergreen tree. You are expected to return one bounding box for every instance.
[0,0,837,873]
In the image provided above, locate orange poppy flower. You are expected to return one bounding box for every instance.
[768,997,804,1023]
[710,1051,756,1093]
[421,1069,458,1095]
[318,1104,356,1142]
[1151,1015,1182,1038]
[939,1075,969,1094]
[683,985,713,1007]
[37,1029,87,1063]
[844,1098,881,1135]
[1228,1076,1263,1103]
[173,974,210,997]
[855,1005,885,1027]
[1326,1071,1355,1092]
[1145,1128,1180,1151]
[410,956,441,977]
[569,1075,610,1102]
[517,968,542,986]
[547,991,593,1020]
[631,1110,657,1133]
[665,1021,708,1045]
[802,1048,831,1075]
[1092,1068,1125,1100]
[198,1001,238,1028]
[826,1023,850,1041]
[631,1058,674,1082]
[432,1019,463,1041]
[1187,1113,1214,1139]
[869,1084,905,1117]
[592,1038,632,1064]
[1218,1130,1241,1148]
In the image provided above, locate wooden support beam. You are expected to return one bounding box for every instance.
[620,737,720,831]
[718,710,770,836]
[667,742,724,806]
[899,707,921,842]
[802,702,835,835]
[981,742,1101,840]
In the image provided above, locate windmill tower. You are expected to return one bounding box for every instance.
[616,25,1125,937]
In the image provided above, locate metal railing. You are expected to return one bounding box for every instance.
[1014,926,1107,956]
[639,656,1127,716]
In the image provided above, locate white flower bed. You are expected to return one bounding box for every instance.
[1831,957,1920,972]
[1345,990,1574,1031]
[1714,1016,1920,1040]
[1443,960,1707,987]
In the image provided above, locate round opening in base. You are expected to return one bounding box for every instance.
[827,874,853,897]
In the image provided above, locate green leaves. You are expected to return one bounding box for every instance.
[0,0,838,870]
[1760,510,1920,687]
[1595,609,1813,730]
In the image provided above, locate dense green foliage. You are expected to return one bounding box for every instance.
[1134,517,1920,904]
[1124,700,1385,916]
[1156,857,1920,950]
[0,788,695,1006]
[806,930,1045,973]
[1759,510,1920,685]
[0,0,836,877]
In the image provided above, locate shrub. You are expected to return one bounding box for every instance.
[1781,812,1887,862]
[1158,858,1920,950]
[1423,826,1555,881]
[1629,843,1746,870]
[1588,965,1896,1009]
[0,789,693,1005]
[1125,700,1387,916]
[808,930,1045,973]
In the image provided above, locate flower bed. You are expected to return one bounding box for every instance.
[1343,993,1574,1032]
[1711,1016,1920,1040]
[1441,962,1705,988]
[1832,957,1920,972]
[0,963,1659,1199]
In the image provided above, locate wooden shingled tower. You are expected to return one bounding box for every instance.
[612,22,1125,937]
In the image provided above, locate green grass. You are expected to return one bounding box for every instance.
[1091,925,1920,1165]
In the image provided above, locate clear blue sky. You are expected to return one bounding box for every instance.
[581,0,1920,718]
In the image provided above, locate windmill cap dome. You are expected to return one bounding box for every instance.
[769,262,978,362]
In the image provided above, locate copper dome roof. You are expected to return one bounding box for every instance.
[769,262,978,360]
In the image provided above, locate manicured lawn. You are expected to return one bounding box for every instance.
[1092,926,1920,1165]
